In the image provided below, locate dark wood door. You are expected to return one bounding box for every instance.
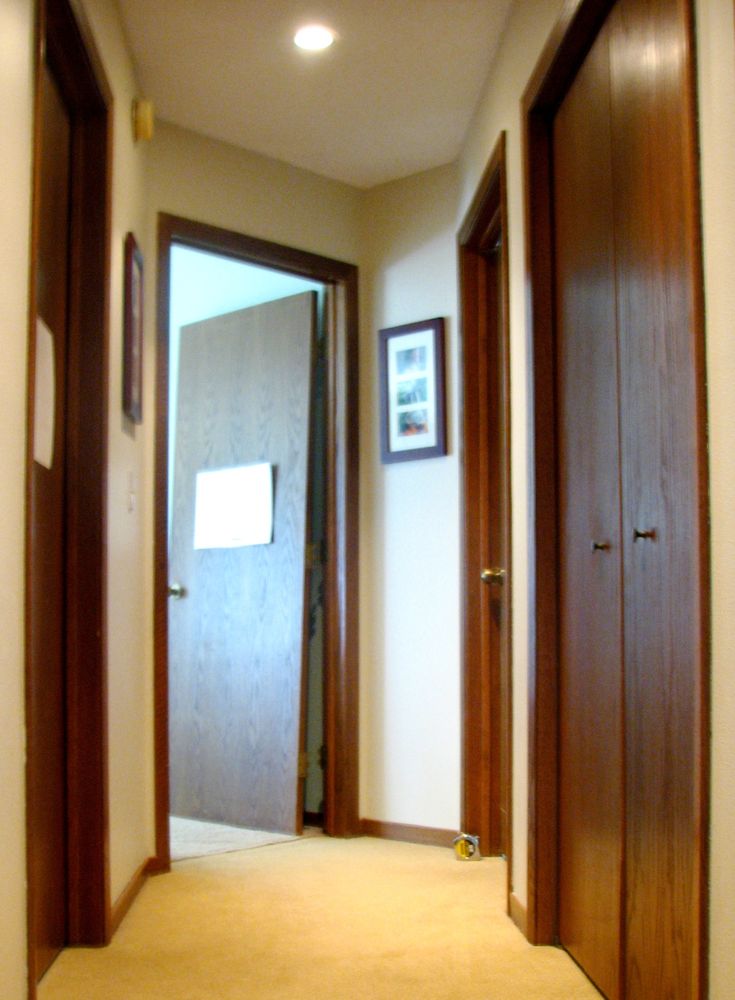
[480,244,511,856]
[608,0,705,993]
[169,292,316,834]
[459,135,512,864]
[553,16,624,998]
[28,60,72,980]
[551,0,706,997]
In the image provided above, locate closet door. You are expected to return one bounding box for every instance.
[551,0,706,997]
[609,0,706,995]
[553,18,624,1000]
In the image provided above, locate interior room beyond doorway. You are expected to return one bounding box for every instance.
[167,245,326,858]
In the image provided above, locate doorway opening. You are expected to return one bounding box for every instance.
[153,215,360,869]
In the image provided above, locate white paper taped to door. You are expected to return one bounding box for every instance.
[34,317,56,469]
[193,463,274,549]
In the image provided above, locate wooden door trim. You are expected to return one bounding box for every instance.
[26,0,112,988]
[153,214,360,868]
[522,0,709,969]
[458,132,512,870]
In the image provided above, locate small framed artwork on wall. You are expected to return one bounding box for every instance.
[379,317,447,463]
[123,231,143,423]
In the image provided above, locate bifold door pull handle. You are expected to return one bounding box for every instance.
[591,541,610,551]
[633,528,657,542]
[167,581,187,599]
[480,567,506,585]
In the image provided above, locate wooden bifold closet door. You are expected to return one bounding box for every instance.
[552,0,706,997]
[554,17,623,998]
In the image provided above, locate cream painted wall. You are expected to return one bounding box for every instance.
[0,2,34,993]
[358,164,462,830]
[696,1,735,994]
[148,127,464,833]
[146,122,361,266]
[144,0,735,991]
[2,1,734,996]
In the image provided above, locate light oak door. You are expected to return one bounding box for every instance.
[168,292,316,834]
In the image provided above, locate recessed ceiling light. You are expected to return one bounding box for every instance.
[294,24,336,52]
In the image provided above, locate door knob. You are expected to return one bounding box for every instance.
[633,528,657,542]
[167,581,187,599]
[591,541,611,551]
[480,567,506,585]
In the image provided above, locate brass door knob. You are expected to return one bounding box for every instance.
[480,567,506,585]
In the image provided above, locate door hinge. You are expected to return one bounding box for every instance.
[298,751,309,780]
[305,541,325,570]
[318,744,327,771]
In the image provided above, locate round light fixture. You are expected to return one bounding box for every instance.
[294,24,335,51]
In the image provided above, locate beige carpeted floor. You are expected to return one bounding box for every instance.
[39,836,601,999]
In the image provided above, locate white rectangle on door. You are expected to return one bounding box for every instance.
[194,462,274,549]
[33,317,56,469]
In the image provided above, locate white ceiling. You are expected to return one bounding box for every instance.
[116,1,513,189]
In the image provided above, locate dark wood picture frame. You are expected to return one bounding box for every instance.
[379,317,447,463]
[123,231,143,423]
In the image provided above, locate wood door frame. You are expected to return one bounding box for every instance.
[25,0,112,988]
[153,214,360,868]
[458,133,512,873]
[522,0,709,961]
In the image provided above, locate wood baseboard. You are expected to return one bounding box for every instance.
[509,891,528,938]
[360,819,456,849]
[109,857,154,935]
[145,855,170,876]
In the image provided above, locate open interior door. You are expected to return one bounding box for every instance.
[168,291,316,834]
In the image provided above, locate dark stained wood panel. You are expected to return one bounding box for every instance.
[169,292,316,833]
[29,60,71,981]
[480,249,510,857]
[608,0,707,994]
[553,19,624,998]
[524,3,708,996]
[26,3,112,984]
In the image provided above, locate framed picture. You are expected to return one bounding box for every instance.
[123,231,143,423]
[379,317,447,463]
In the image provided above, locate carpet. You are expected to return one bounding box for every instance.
[169,816,306,861]
[39,836,602,999]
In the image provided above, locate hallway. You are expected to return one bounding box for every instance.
[38,837,600,999]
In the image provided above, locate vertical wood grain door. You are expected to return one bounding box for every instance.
[551,0,706,996]
[554,18,624,997]
[477,242,511,856]
[459,135,512,864]
[610,0,705,991]
[29,58,72,981]
[27,0,111,980]
[168,292,316,834]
